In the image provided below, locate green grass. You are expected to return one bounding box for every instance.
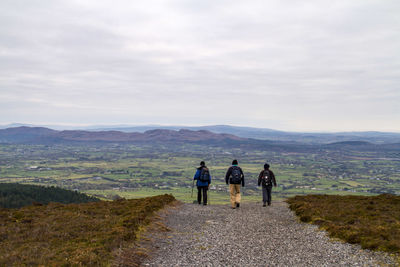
[287,194,400,257]
[341,180,364,187]
[83,187,280,204]
[1,143,399,201]
[0,194,175,266]
[0,183,100,208]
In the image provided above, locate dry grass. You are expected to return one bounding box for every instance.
[287,194,400,255]
[0,194,175,266]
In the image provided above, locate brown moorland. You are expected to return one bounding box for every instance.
[0,194,175,266]
[287,194,400,257]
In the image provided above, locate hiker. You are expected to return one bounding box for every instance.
[225,159,244,209]
[258,163,277,207]
[193,161,211,205]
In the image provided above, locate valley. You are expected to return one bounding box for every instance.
[1,140,399,204]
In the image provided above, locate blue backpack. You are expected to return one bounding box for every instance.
[199,167,210,182]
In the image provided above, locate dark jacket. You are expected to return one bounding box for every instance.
[258,169,277,187]
[194,166,212,187]
[225,165,245,186]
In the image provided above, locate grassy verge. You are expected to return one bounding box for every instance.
[287,194,400,256]
[83,187,281,204]
[0,194,175,266]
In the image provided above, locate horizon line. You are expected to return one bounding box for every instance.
[1,122,400,134]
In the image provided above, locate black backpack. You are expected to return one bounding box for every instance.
[231,166,242,184]
[199,167,210,182]
[263,170,272,186]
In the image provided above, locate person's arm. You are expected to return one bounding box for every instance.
[225,167,231,184]
[194,169,200,180]
[258,171,263,186]
[209,173,211,184]
[270,170,277,187]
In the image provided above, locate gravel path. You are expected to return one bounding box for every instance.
[143,202,396,267]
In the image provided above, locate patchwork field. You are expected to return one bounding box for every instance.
[0,143,399,203]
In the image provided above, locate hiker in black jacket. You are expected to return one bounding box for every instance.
[225,159,244,209]
[258,163,277,206]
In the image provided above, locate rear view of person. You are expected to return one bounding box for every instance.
[258,163,277,206]
[225,159,244,209]
[193,161,211,205]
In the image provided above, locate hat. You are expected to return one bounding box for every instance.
[264,163,270,169]
[232,159,238,165]
[200,161,205,166]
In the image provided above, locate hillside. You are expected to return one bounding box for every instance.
[0,126,57,143]
[2,124,400,144]
[287,194,400,254]
[142,201,397,266]
[0,183,100,208]
[0,127,244,144]
[98,125,400,144]
[1,127,400,155]
[0,194,175,266]
[1,195,396,266]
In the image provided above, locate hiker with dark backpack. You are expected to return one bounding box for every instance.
[225,159,244,209]
[258,163,277,207]
[193,161,212,205]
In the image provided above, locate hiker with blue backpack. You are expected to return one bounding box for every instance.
[258,163,277,206]
[225,159,245,209]
[193,161,211,205]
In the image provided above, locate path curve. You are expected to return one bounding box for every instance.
[143,202,396,266]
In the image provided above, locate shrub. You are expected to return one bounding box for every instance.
[0,183,100,208]
[287,194,400,256]
[0,194,175,266]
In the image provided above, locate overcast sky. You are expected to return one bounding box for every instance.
[1,0,399,132]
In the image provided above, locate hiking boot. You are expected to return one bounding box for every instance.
[236,203,240,208]
[268,202,271,206]
[203,203,207,206]
[232,206,236,209]
[263,204,266,207]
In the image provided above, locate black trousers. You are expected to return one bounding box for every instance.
[262,185,272,204]
[197,186,208,204]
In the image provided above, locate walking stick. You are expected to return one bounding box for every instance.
[191,179,195,198]
[209,187,211,205]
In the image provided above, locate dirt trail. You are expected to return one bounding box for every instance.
[142,202,396,267]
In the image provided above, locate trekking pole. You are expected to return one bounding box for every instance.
[191,179,194,198]
[208,186,211,205]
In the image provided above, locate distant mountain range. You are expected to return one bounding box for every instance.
[1,123,399,144]
[1,126,400,153]
[89,125,400,144]
[0,126,244,144]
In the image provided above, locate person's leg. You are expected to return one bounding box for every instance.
[267,185,272,205]
[203,186,208,205]
[229,184,236,208]
[235,184,241,207]
[197,186,202,204]
[262,186,267,206]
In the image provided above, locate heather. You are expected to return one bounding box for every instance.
[287,194,400,255]
[0,194,175,266]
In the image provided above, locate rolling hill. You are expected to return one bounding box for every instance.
[2,123,399,144]
[0,127,244,144]
[0,183,100,208]
[1,126,400,154]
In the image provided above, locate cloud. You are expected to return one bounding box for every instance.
[0,0,399,131]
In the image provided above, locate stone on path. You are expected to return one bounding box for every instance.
[143,202,396,267]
